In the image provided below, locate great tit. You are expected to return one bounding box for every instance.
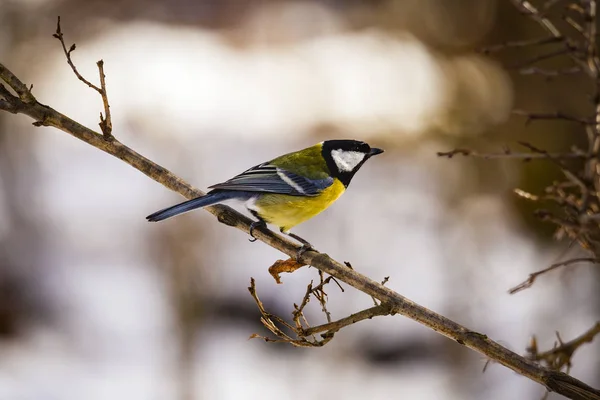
[146,139,383,249]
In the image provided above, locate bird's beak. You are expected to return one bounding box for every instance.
[369,148,384,157]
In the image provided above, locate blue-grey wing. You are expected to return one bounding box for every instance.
[208,163,333,196]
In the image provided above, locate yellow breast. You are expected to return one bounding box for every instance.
[253,179,345,232]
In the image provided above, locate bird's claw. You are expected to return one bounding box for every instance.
[283,231,314,260]
[296,243,314,260]
[249,221,266,242]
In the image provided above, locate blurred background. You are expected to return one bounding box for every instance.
[0,0,598,399]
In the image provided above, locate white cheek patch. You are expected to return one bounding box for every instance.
[331,150,366,172]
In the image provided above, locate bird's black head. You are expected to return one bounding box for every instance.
[321,140,384,187]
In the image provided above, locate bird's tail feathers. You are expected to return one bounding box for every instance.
[146,191,235,222]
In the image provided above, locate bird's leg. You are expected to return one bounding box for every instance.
[281,229,314,260]
[248,220,267,242]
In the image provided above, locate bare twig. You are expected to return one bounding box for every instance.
[509,48,575,68]
[518,66,582,76]
[516,141,588,191]
[53,16,113,139]
[509,257,600,294]
[315,270,332,323]
[564,15,585,36]
[528,322,600,372]
[370,276,390,306]
[96,60,112,138]
[52,17,100,93]
[248,278,335,347]
[303,303,396,336]
[512,109,594,125]
[249,277,396,343]
[480,36,563,53]
[514,188,540,201]
[509,0,563,43]
[293,281,315,330]
[437,147,587,160]
[509,0,590,74]
[252,265,344,345]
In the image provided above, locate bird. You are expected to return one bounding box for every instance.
[146,139,383,253]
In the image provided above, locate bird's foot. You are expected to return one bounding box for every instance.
[284,231,315,260]
[249,220,267,242]
[296,242,314,260]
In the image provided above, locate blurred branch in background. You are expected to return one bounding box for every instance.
[1,16,600,400]
[438,142,588,160]
[441,0,600,390]
[528,322,600,373]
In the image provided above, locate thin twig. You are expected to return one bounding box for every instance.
[303,303,396,336]
[249,278,335,347]
[437,147,587,160]
[529,322,600,372]
[514,188,540,201]
[96,60,112,139]
[509,48,575,68]
[509,257,600,294]
[53,17,113,140]
[516,141,588,191]
[563,15,585,36]
[512,109,594,125]
[519,66,582,76]
[510,0,561,40]
[53,17,101,93]
[315,270,332,323]
[480,36,563,53]
[509,0,590,74]
[293,281,314,330]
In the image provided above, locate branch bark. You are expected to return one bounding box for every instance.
[1,59,599,399]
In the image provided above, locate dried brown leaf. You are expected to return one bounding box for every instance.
[268,258,306,284]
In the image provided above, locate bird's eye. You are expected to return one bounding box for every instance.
[356,143,370,153]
